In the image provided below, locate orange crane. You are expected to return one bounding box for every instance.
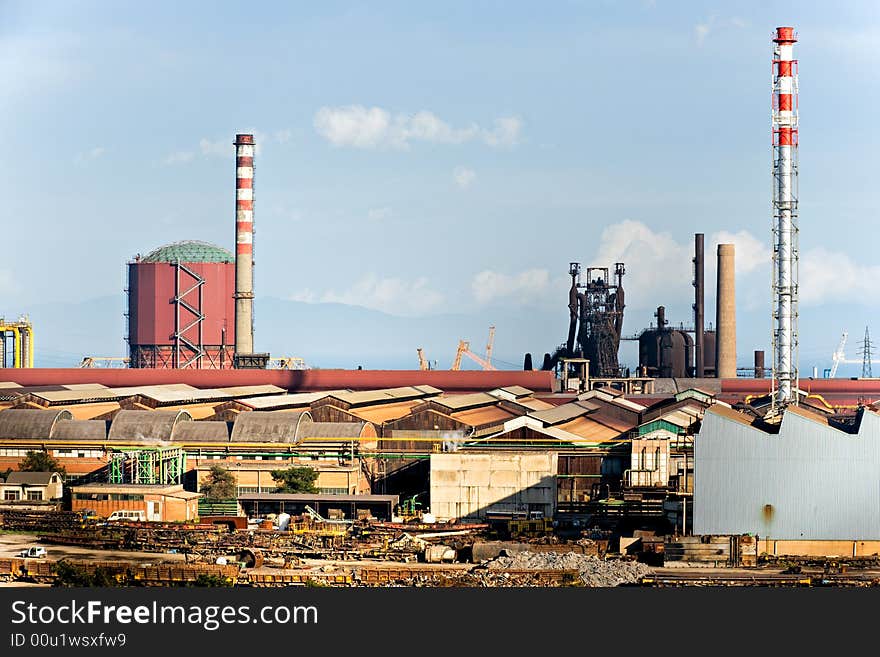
[450,326,497,371]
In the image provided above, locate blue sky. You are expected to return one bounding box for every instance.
[2,1,879,372]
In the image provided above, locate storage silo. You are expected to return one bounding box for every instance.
[127,240,235,369]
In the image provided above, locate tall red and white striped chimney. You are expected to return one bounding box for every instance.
[233,133,255,356]
[771,27,799,409]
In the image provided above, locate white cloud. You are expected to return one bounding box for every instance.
[367,207,392,220]
[164,151,194,165]
[694,16,746,46]
[292,274,444,316]
[482,117,522,148]
[800,248,880,306]
[199,137,229,157]
[453,167,476,189]
[709,230,769,274]
[75,146,105,164]
[695,22,711,46]
[313,105,522,150]
[471,269,554,305]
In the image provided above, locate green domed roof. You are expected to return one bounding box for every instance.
[141,240,234,264]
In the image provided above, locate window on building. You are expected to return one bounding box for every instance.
[3,490,20,501]
[320,488,348,495]
[26,490,42,501]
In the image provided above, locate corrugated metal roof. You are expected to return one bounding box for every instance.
[528,401,597,426]
[451,405,518,427]
[57,402,120,420]
[0,409,73,439]
[51,420,107,441]
[172,421,230,443]
[108,410,193,443]
[349,400,423,424]
[239,391,345,410]
[429,392,498,411]
[489,386,534,400]
[556,417,625,442]
[323,386,440,407]
[704,404,766,428]
[230,411,311,443]
[298,422,367,439]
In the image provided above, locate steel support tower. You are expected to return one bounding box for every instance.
[771,26,799,410]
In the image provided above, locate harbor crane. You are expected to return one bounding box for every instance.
[451,326,497,371]
[828,329,880,378]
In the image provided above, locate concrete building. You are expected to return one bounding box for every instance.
[429,452,557,521]
[195,459,370,496]
[694,405,880,540]
[71,483,201,522]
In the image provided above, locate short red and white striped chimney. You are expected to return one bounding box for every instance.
[234,133,255,356]
[771,27,799,409]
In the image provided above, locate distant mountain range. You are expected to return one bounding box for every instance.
[5,295,862,377]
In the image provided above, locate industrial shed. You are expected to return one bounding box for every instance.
[694,405,880,540]
[108,409,193,443]
[0,409,73,439]
[230,410,312,444]
[430,452,558,522]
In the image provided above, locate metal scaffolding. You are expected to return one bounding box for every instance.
[109,447,186,485]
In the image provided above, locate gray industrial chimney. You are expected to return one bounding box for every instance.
[715,244,736,379]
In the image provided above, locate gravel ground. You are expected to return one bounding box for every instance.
[486,551,654,587]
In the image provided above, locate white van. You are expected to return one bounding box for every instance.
[107,510,146,522]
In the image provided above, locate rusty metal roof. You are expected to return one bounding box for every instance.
[527,401,597,426]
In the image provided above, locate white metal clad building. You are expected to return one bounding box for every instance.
[694,406,880,540]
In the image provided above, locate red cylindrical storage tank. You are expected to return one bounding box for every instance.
[127,240,235,369]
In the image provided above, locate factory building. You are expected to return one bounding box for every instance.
[127,241,236,370]
[694,405,880,540]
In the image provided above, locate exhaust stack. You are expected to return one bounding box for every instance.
[233,133,255,357]
[693,233,705,377]
[771,27,799,408]
[715,244,736,379]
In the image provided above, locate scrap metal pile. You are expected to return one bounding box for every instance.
[484,550,653,587]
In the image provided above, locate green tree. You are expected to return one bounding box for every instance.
[271,466,319,494]
[18,451,65,475]
[202,465,237,500]
[53,560,121,587]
